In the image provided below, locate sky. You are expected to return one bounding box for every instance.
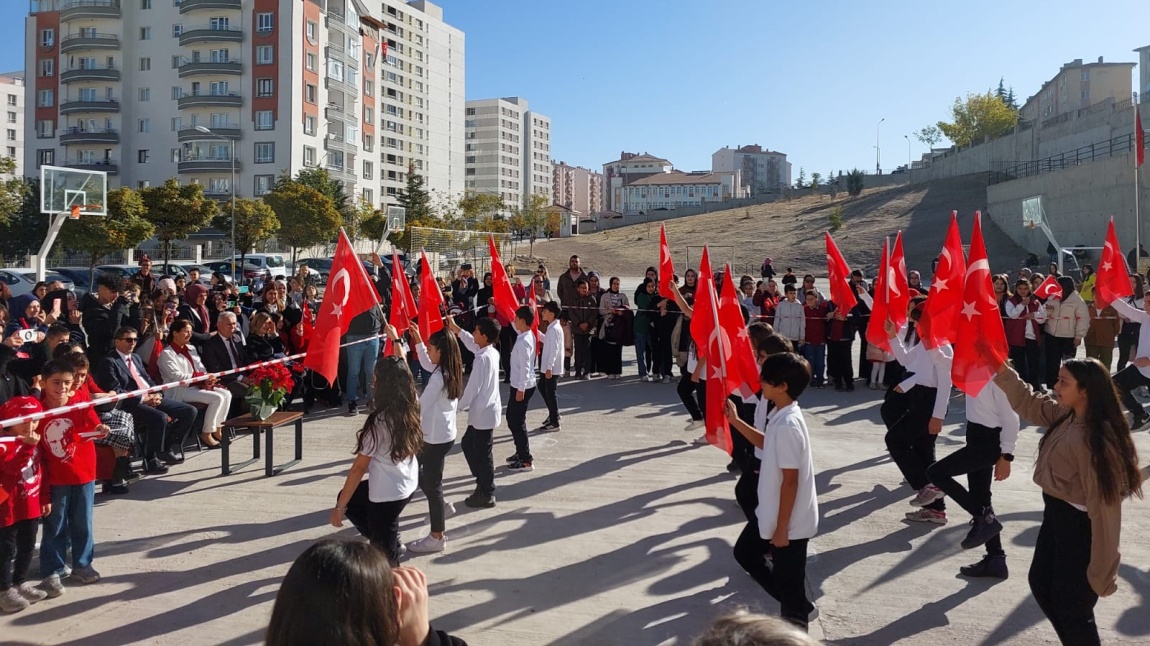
[2,0,1149,176]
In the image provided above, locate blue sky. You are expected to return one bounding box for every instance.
[3,0,1149,176]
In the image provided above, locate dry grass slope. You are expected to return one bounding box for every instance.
[538,174,1030,279]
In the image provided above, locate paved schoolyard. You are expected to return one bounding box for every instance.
[4,344,1150,643]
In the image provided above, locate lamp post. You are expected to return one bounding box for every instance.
[875,118,885,175]
[194,126,237,283]
[904,134,912,174]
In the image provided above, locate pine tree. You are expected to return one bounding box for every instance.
[396,166,431,222]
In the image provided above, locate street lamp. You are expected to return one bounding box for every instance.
[195,126,237,283]
[904,134,912,174]
[875,118,885,175]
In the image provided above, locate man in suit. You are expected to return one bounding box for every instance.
[94,326,196,474]
[200,311,251,417]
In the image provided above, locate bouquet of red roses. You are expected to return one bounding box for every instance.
[246,363,294,418]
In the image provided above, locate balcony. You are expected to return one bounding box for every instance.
[177,127,241,142]
[179,26,243,46]
[65,160,118,175]
[324,134,355,154]
[60,65,120,84]
[179,0,241,14]
[60,0,121,22]
[325,12,358,35]
[59,98,120,114]
[60,33,121,54]
[178,60,242,78]
[178,156,241,173]
[325,104,358,126]
[59,127,119,145]
[177,92,242,109]
[325,165,356,183]
[325,76,351,95]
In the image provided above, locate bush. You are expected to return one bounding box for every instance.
[828,206,844,232]
[846,169,865,197]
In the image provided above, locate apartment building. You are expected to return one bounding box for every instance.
[621,170,746,214]
[464,96,551,208]
[1019,56,1135,124]
[711,144,789,195]
[601,151,672,213]
[24,0,463,218]
[551,160,601,215]
[1136,45,1150,103]
[0,73,24,179]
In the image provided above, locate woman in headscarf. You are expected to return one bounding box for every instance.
[598,277,631,379]
[40,287,85,346]
[176,282,213,347]
[3,294,47,337]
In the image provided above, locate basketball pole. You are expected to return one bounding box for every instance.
[1136,93,1142,267]
[31,212,72,282]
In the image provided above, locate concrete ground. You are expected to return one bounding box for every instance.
[4,318,1150,644]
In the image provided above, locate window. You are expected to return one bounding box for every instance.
[209,17,229,30]
[38,59,54,77]
[255,175,274,196]
[172,25,182,37]
[257,13,273,32]
[209,49,229,63]
[36,120,53,138]
[138,88,150,101]
[6,147,14,157]
[209,81,229,95]
[170,148,181,163]
[172,55,181,68]
[142,0,151,7]
[255,110,273,130]
[139,57,151,71]
[5,112,14,124]
[306,53,317,71]
[140,27,152,40]
[363,107,373,124]
[137,150,150,163]
[138,119,150,133]
[171,86,182,100]
[364,80,374,97]
[171,117,182,131]
[6,95,15,107]
[306,21,317,43]
[304,84,317,104]
[304,115,315,135]
[362,188,373,205]
[37,149,54,167]
[257,79,274,97]
[303,146,316,167]
[37,90,54,107]
[256,45,274,65]
[5,130,14,141]
[208,178,229,194]
[363,161,373,179]
[255,142,274,163]
[40,29,54,48]
[209,112,229,127]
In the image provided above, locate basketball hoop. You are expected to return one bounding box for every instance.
[1027,221,1035,230]
[69,205,81,220]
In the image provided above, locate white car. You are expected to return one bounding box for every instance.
[0,269,36,299]
[233,253,288,280]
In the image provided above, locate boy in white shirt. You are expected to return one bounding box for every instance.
[725,352,819,632]
[447,316,502,509]
[506,306,538,473]
[535,302,565,432]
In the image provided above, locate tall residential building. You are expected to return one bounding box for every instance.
[1019,56,1135,124]
[464,96,551,208]
[24,0,463,219]
[1136,45,1150,103]
[551,161,601,215]
[0,73,24,179]
[711,144,789,195]
[601,151,672,213]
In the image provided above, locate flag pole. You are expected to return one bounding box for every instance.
[709,270,728,386]
[1136,93,1143,270]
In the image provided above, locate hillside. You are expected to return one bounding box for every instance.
[535,174,1029,279]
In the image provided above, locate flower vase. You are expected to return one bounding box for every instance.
[248,399,278,421]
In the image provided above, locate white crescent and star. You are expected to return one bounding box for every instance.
[329,269,351,317]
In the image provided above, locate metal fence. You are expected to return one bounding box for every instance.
[989,132,1139,185]
[408,226,512,278]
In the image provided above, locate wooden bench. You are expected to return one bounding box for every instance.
[220,411,304,477]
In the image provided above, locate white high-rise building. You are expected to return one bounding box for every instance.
[711,144,789,195]
[464,96,551,208]
[24,0,463,222]
[0,73,24,179]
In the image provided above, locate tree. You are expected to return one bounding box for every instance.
[58,186,153,280]
[458,191,505,224]
[937,92,1019,147]
[211,197,279,268]
[810,172,822,192]
[295,167,350,215]
[396,167,431,222]
[360,204,389,244]
[915,125,944,151]
[140,178,218,266]
[519,193,550,256]
[544,210,562,240]
[827,170,839,198]
[340,196,376,244]
[0,179,46,263]
[0,158,26,227]
[795,167,806,189]
[264,179,340,264]
[846,169,865,197]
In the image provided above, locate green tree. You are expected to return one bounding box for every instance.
[828,205,844,232]
[519,193,550,256]
[140,178,219,266]
[810,172,822,192]
[396,167,431,222]
[937,92,1019,147]
[915,125,944,151]
[264,179,340,263]
[795,167,806,189]
[458,191,505,224]
[0,158,26,227]
[846,169,866,197]
[295,167,350,215]
[0,179,46,262]
[360,203,389,243]
[827,170,839,198]
[58,186,153,279]
[211,197,279,268]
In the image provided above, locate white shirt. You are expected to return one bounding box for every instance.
[1112,298,1150,377]
[415,343,458,445]
[1005,298,1047,340]
[756,401,819,541]
[358,419,419,503]
[510,329,538,391]
[751,394,771,460]
[541,319,564,375]
[889,330,953,420]
[456,331,502,429]
[966,381,1021,454]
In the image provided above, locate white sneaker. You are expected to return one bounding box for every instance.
[662,375,673,383]
[692,434,710,446]
[17,582,48,604]
[406,534,447,554]
[38,574,65,598]
[684,419,704,432]
[443,501,456,518]
[0,587,29,613]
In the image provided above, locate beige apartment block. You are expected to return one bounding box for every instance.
[1020,56,1135,125]
[552,160,601,215]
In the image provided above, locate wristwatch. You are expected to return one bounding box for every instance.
[1001,453,1015,462]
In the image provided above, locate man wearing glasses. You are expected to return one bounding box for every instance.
[94,327,196,474]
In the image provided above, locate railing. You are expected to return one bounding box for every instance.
[989,132,1142,185]
[59,32,120,51]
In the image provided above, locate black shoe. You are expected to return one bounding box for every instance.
[102,481,130,495]
[961,508,1004,549]
[846,383,856,392]
[1133,413,1150,430]
[726,460,741,473]
[959,554,1009,579]
[464,493,496,509]
[143,458,169,475]
[347,401,358,416]
[834,384,845,392]
[160,449,184,466]
[505,454,518,464]
[114,456,138,483]
[507,458,534,472]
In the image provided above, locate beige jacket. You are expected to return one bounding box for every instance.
[1043,292,1089,340]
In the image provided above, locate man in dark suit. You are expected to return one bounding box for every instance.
[200,311,251,417]
[94,326,196,474]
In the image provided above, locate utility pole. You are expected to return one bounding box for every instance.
[875,118,885,175]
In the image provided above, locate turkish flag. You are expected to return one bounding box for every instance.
[418,252,446,340]
[865,239,892,352]
[1095,217,1134,308]
[920,212,966,349]
[659,224,677,300]
[952,212,1009,397]
[304,230,381,385]
[697,273,734,455]
[720,264,762,397]
[699,245,713,283]
[690,246,716,362]
[1034,274,1062,300]
[825,232,857,310]
[391,251,417,333]
[1137,104,1145,168]
[888,231,910,328]
[488,234,519,326]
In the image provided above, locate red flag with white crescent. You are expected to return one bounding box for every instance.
[659,224,677,300]
[1033,275,1062,300]
[1095,217,1133,308]
[920,212,966,349]
[825,232,857,310]
[951,213,1009,397]
[304,230,381,384]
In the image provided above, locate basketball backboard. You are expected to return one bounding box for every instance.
[1021,195,1044,230]
[386,205,406,234]
[40,165,108,217]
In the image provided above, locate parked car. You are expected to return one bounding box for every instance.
[16,270,76,293]
[151,263,190,280]
[0,269,37,299]
[204,260,269,284]
[232,253,287,280]
[293,258,333,284]
[50,267,100,297]
[94,264,140,280]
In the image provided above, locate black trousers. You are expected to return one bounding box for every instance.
[881,385,944,510]
[461,426,495,496]
[0,518,38,589]
[506,387,535,462]
[1045,336,1077,389]
[573,334,592,377]
[732,529,813,631]
[856,323,870,377]
[677,365,703,421]
[827,340,853,386]
[731,397,756,472]
[1009,340,1044,389]
[927,422,1004,554]
[343,481,412,566]
[1113,364,1150,418]
[498,325,516,379]
[652,326,674,377]
[538,375,560,425]
[1030,494,1100,646]
[419,440,454,534]
[128,398,196,456]
[1117,334,1137,371]
[735,457,761,525]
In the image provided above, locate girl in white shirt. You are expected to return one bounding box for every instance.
[331,345,423,565]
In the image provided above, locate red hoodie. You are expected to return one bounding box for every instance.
[38,394,100,493]
[0,440,41,526]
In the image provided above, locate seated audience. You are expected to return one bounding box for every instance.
[157,319,232,448]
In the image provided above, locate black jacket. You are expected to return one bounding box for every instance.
[0,345,31,405]
[201,334,250,383]
[94,351,157,413]
[82,294,132,360]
